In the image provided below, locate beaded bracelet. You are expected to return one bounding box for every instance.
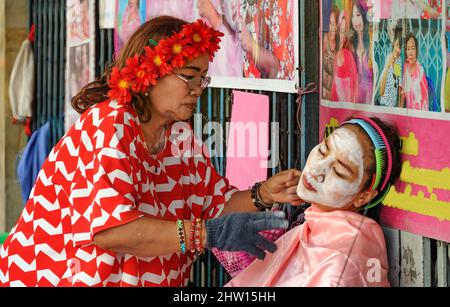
[194,218,203,254]
[176,220,186,254]
[189,219,196,254]
[251,182,274,211]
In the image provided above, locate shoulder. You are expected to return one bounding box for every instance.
[74,100,140,149]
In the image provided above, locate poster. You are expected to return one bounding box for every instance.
[99,0,116,29]
[65,0,96,132]
[114,0,147,53]
[114,0,299,93]
[320,0,450,242]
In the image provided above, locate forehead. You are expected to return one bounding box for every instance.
[331,125,374,151]
[182,54,209,71]
[407,38,415,45]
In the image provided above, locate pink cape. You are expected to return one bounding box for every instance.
[225,207,389,287]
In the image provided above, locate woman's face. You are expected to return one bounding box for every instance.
[406,37,417,64]
[296,125,373,210]
[147,54,209,123]
[329,13,337,40]
[352,5,364,32]
[129,0,139,10]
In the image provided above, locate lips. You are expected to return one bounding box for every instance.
[184,103,197,110]
[302,176,317,193]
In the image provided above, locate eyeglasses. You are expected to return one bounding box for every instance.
[175,74,211,90]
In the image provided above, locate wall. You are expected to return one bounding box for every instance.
[0,0,28,232]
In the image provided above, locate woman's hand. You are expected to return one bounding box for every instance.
[206,211,289,260]
[260,169,304,206]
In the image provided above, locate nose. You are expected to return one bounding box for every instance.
[189,86,203,98]
[310,167,325,183]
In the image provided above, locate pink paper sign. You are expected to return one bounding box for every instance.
[226,91,270,190]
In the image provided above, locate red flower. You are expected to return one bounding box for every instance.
[123,55,158,93]
[205,29,224,60]
[181,19,213,59]
[108,67,132,104]
[142,46,172,77]
[162,33,192,68]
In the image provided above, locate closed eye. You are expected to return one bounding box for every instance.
[181,74,194,80]
[333,168,344,178]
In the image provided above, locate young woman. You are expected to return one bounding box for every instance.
[330,10,359,103]
[351,2,373,103]
[226,117,401,287]
[322,6,339,100]
[379,27,403,107]
[400,32,429,111]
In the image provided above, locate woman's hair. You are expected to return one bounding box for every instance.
[392,25,403,50]
[329,6,340,28]
[360,117,401,192]
[342,117,401,192]
[405,32,419,58]
[344,117,402,220]
[71,16,189,122]
[351,2,370,53]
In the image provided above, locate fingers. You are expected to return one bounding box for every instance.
[246,246,266,260]
[285,186,298,195]
[284,169,301,187]
[253,215,289,231]
[255,234,278,254]
[291,200,304,206]
[253,210,285,220]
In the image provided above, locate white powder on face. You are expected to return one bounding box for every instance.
[296,127,365,208]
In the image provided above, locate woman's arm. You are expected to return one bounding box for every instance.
[380,54,394,97]
[197,0,223,29]
[240,24,279,78]
[221,169,302,216]
[94,218,205,258]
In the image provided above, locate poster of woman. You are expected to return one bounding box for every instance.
[145,0,299,93]
[321,0,373,104]
[320,0,450,244]
[65,0,95,132]
[373,0,442,20]
[373,19,443,112]
[114,0,147,52]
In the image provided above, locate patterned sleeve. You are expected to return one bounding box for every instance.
[71,108,143,246]
[201,145,238,220]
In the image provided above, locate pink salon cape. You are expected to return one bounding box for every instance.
[226,207,389,287]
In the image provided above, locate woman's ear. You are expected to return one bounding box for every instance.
[352,189,379,209]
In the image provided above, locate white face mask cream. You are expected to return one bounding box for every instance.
[296,127,365,209]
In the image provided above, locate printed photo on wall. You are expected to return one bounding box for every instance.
[444,4,450,112]
[65,0,95,133]
[145,0,299,93]
[373,18,443,112]
[322,0,374,104]
[372,0,442,20]
[67,0,91,44]
[114,0,147,53]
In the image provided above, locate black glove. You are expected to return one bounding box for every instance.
[205,211,289,260]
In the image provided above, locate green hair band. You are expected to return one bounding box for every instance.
[148,38,159,47]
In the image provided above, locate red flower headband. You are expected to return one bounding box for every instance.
[108,19,224,105]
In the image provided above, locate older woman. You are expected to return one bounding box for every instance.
[0,16,301,287]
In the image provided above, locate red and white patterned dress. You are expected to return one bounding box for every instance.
[0,100,237,287]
